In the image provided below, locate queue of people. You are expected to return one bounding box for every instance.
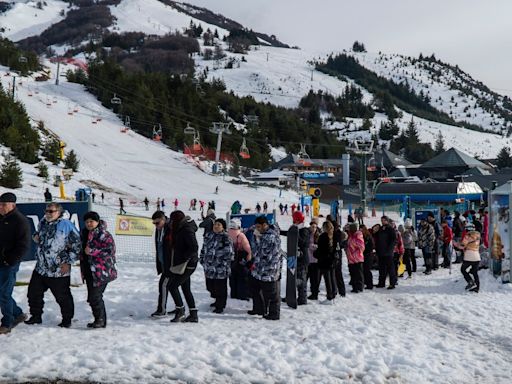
[0,191,488,335]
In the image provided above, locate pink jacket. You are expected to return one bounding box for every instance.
[228,228,252,257]
[346,231,365,264]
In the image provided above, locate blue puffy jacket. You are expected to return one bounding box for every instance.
[251,225,282,282]
[200,231,233,279]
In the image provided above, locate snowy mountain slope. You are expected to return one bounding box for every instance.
[0,62,298,212]
[0,0,68,42]
[346,51,512,134]
[109,0,229,38]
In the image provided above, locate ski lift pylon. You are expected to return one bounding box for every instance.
[239,137,250,159]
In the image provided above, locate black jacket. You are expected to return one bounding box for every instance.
[375,225,396,257]
[314,232,336,269]
[154,219,171,275]
[199,214,215,237]
[171,217,199,269]
[0,208,31,266]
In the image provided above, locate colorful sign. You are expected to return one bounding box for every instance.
[115,215,154,236]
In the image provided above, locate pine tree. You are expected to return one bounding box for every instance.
[64,150,79,172]
[42,138,61,165]
[496,147,512,170]
[406,117,420,145]
[36,161,49,181]
[434,131,445,154]
[0,155,23,189]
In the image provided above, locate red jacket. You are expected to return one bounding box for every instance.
[442,225,453,245]
[346,231,365,264]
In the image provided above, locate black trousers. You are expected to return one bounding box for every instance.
[442,243,452,267]
[432,240,440,269]
[403,249,415,276]
[169,266,196,309]
[378,255,397,287]
[461,261,480,289]
[363,253,373,288]
[422,247,432,273]
[319,268,335,300]
[229,263,249,300]
[348,263,364,292]
[27,270,74,321]
[208,278,228,310]
[250,277,280,318]
[296,263,308,304]
[156,274,171,313]
[332,259,346,297]
[394,253,401,277]
[307,263,320,297]
[86,280,108,323]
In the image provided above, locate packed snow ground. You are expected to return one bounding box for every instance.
[4,243,511,384]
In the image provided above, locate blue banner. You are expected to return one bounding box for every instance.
[230,213,275,230]
[17,202,90,261]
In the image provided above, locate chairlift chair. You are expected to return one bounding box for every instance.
[67,103,73,115]
[121,116,130,133]
[111,93,122,105]
[152,124,162,141]
[297,144,312,166]
[73,104,79,113]
[183,122,196,135]
[18,56,27,63]
[239,137,250,159]
[45,96,52,107]
[92,116,98,124]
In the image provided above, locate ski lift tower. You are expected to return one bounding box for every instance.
[210,122,232,174]
[347,138,374,216]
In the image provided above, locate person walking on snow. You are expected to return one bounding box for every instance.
[119,198,126,215]
[456,223,481,293]
[143,197,149,211]
[80,211,117,328]
[0,193,31,335]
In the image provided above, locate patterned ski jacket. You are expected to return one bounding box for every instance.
[418,223,435,250]
[200,231,234,279]
[251,224,282,282]
[34,217,81,278]
[346,230,365,264]
[80,222,117,287]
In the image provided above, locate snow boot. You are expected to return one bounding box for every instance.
[24,315,42,325]
[58,319,72,328]
[170,307,185,323]
[184,309,198,323]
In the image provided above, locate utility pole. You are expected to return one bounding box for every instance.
[55,59,60,85]
[347,138,374,216]
[210,122,232,174]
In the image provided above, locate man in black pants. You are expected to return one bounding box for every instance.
[25,203,82,328]
[375,216,397,289]
[150,211,172,317]
[249,216,282,320]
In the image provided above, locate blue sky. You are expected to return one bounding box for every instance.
[185,0,512,97]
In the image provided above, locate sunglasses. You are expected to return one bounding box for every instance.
[152,220,162,225]
[45,209,58,213]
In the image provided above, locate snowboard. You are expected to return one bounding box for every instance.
[285,225,299,309]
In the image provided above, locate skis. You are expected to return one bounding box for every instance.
[285,225,298,309]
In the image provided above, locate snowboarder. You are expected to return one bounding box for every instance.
[215,186,219,194]
[199,200,205,213]
[278,203,284,215]
[91,193,96,203]
[256,203,261,213]
[161,199,166,210]
[119,198,126,215]
[284,204,288,215]
[173,198,178,211]
[263,201,268,213]
[101,193,104,203]
[143,197,149,211]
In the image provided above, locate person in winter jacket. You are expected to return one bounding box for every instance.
[25,202,81,328]
[456,223,481,292]
[80,211,117,328]
[281,211,310,306]
[482,209,489,248]
[375,216,397,289]
[441,220,454,268]
[200,219,234,314]
[307,222,321,299]
[452,211,465,263]
[314,221,337,303]
[402,219,417,278]
[346,223,365,293]
[0,192,31,335]
[392,221,405,280]
[331,221,347,298]
[168,211,199,323]
[427,212,442,270]
[228,220,251,300]
[360,225,374,289]
[150,211,173,317]
[418,219,435,275]
[199,209,216,238]
[249,216,281,320]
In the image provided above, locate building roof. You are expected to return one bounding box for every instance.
[462,167,492,176]
[463,173,512,191]
[421,148,491,169]
[374,149,412,168]
[376,181,483,195]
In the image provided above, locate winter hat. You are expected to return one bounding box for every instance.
[207,208,215,216]
[404,218,413,228]
[84,211,100,222]
[292,210,305,224]
[427,212,435,219]
[0,192,16,203]
[215,218,227,230]
[229,220,240,230]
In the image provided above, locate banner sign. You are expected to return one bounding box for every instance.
[17,202,90,262]
[230,213,275,230]
[115,214,153,236]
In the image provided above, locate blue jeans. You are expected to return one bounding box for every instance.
[0,263,23,328]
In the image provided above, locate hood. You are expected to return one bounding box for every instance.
[179,216,198,232]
